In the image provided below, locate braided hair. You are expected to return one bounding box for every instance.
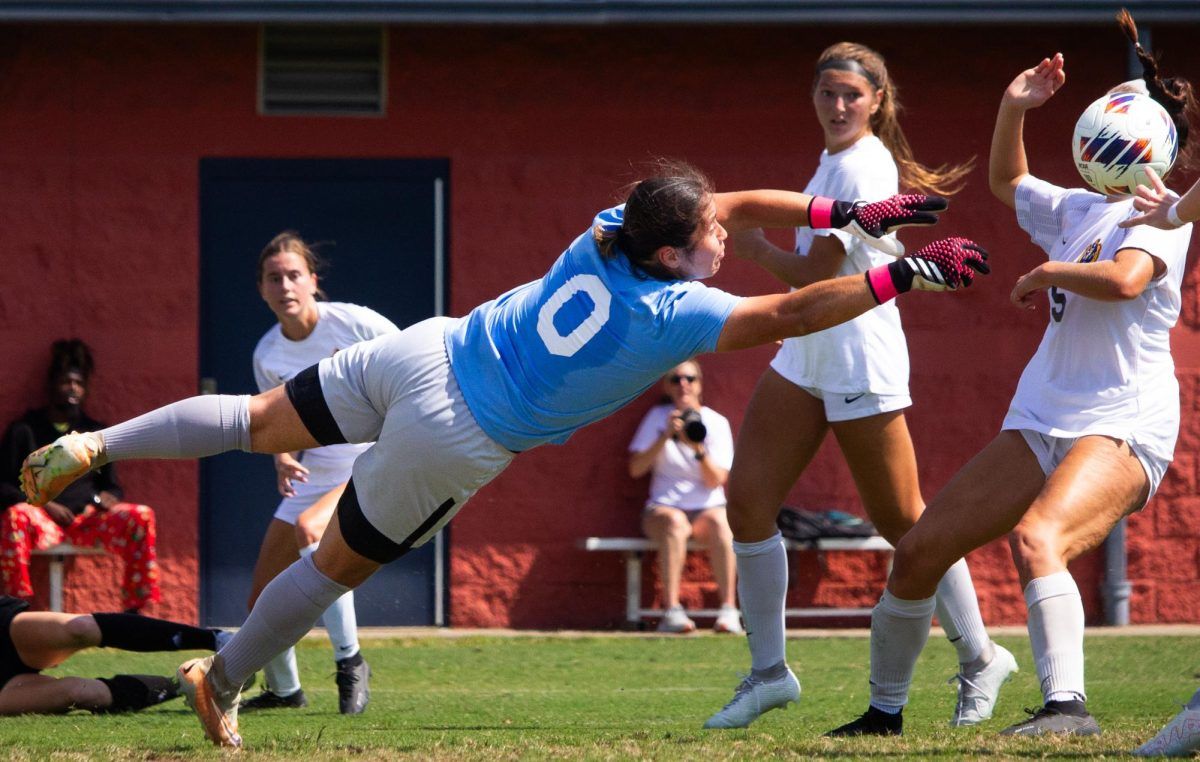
[47,338,94,386]
[1117,8,1199,173]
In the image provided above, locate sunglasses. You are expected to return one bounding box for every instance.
[668,374,699,385]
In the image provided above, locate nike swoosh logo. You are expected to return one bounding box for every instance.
[844,393,867,404]
[948,636,963,643]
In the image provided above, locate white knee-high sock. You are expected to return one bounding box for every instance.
[734,532,788,673]
[299,543,359,661]
[1025,571,1086,703]
[869,590,937,712]
[261,646,302,696]
[100,395,251,460]
[934,558,990,664]
[216,554,350,691]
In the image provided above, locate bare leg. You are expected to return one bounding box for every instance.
[0,673,111,715]
[248,519,301,610]
[831,411,923,544]
[692,507,736,607]
[642,506,691,609]
[10,612,100,670]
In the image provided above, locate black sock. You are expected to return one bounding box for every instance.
[93,674,179,713]
[1046,699,1089,717]
[337,651,364,668]
[92,612,218,652]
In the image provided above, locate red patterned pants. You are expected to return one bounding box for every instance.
[0,502,161,611]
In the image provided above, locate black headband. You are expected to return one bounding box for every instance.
[816,59,881,90]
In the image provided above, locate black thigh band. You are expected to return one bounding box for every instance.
[284,364,347,446]
[337,479,456,565]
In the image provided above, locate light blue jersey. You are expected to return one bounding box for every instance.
[445,206,743,452]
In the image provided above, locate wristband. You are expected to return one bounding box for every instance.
[865,264,901,304]
[808,196,836,229]
[1168,202,1185,229]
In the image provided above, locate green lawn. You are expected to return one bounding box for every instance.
[1,633,1195,758]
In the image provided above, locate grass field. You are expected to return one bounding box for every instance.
[3,632,1197,759]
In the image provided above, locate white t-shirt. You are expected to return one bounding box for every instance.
[253,301,399,484]
[770,135,910,394]
[1003,175,1193,464]
[628,403,734,511]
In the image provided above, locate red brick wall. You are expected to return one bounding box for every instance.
[1,22,1196,627]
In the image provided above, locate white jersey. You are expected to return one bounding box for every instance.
[1003,175,1193,464]
[253,301,399,484]
[628,404,734,511]
[770,135,909,394]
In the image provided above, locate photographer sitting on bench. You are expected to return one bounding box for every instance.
[628,359,740,634]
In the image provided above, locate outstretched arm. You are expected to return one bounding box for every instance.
[731,229,847,289]
[716,238,990,351]
[990,54,1065,209]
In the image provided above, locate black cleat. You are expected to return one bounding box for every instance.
[239,688,308,712]
[827,706,904,737]
[999,701,1101,737]
[336,654,371,715]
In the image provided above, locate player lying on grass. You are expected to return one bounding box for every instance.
[827,11,1196,740]
[0,595,227,715]
[20,161,988,747]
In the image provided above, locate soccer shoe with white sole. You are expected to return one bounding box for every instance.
[703,667,800,729]
[1134,704,1200,757]
[335,655,371,715]
[999,703,1101,737]
[19,431,105,506]
[713,605,744,635]
[177,655,242,749]
[657,606,696,634]
[949,643,1019,726]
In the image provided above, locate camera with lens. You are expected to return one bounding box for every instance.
[678,408,707,443]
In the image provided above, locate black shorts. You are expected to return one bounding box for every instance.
[0,596,37,690]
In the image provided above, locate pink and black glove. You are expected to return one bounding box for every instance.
[808,194,948,257]
[865,237,990,304]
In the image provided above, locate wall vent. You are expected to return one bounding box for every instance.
[259,25,385,116]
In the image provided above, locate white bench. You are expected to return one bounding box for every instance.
[32,543,107,612]
[581,536,893,627]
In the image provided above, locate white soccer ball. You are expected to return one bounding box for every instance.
[1072,91,1178,195]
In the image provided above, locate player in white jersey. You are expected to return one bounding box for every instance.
[240,233,398,715]
[705,42,1012,732]
[19,162,989,748]
[828,12,1197,741]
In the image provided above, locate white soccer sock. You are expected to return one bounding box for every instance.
[299,543,360,661]
[869,590,936,711]
[934,558,990,664]
[100,395,251,460]
[261,647,302,697]
[216,554,351,691]
[1025,571,1086,703]
[734,532,788,672]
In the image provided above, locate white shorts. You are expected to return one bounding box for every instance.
[1017,429,1168,509]
[272,479,347,525]
[289,317,515,563]
[791,383,911,423]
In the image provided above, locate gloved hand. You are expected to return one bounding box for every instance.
[865,237,990,303]
[808,194,948,256]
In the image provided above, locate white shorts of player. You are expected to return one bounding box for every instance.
[1015,428,1169,509]
[273,479,348,525]
[789,382,911,423]
[315,316,516,549]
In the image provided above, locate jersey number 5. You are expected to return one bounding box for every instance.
[536,275,613,357]
[1049,286,1066,323]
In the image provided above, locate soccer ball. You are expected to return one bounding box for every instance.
[1072,91,1178,195]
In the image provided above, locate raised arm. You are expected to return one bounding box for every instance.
[1121,166,1200,230]
[990,54,1065,209]
[716,238,990,351]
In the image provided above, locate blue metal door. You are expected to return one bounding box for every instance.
[198,158,448,626]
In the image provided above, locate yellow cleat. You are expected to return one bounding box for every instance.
[19,432,105,506]
[177,656,243,750]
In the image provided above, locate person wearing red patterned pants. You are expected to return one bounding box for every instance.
[0,340,160,612]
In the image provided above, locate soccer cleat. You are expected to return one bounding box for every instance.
[336,655,371,715]
[703,667,800,729]
[19,431,105,506]
[657,606,696,634]
[177,656,242,749]
[1133,704,1200,757]
[713,605,744,635]
[949,643,1019,726]
[239,688,308,712]
[999,703,1102,737]
[826,706,904,737]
